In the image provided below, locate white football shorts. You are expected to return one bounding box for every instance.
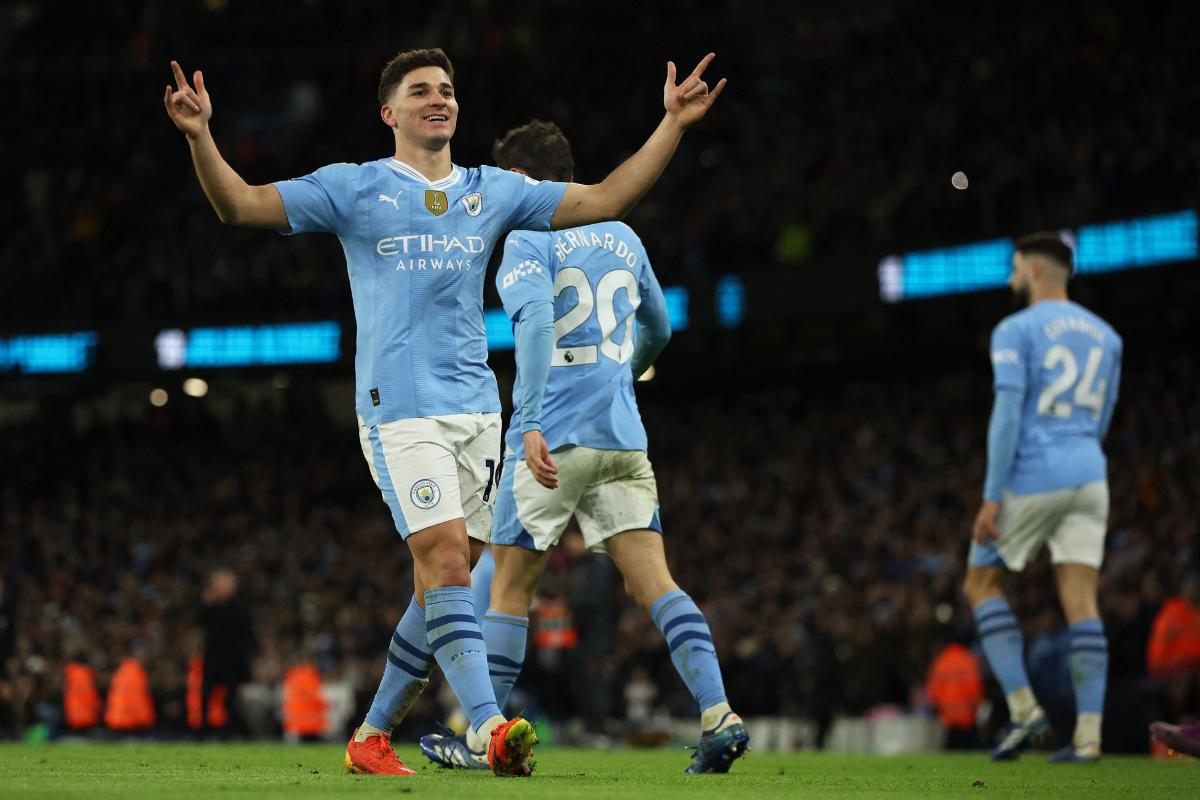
[969,480,1109,571]
[357,413,502,542]
[492,446,662,552]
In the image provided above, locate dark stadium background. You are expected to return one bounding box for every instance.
[2,0,1198,754]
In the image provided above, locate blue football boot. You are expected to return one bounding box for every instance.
[419,724,489,770]
[992,706,1051,761]
[1048,743,1100,764]
[684,714,750,774]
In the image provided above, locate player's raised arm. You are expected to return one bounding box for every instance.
[549,53,726,230]
[164,61,287,229]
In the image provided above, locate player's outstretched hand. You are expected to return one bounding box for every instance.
[523,430,558,490]
[972,500,1001,545]
[663,53,726,129]
[164,60,212,138]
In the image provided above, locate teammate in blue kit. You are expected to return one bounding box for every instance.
[419,121,748,775]
[962,233,1122,764]
[164,49,725,777]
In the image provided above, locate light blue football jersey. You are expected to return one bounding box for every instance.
[990,299,1122,496]
[496,222,664,459]
[273,158,566,426]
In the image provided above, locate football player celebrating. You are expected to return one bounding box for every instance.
[165,48,724,776]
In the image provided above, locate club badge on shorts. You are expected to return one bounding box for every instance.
[410,479,441,509]
[424,190,449,216]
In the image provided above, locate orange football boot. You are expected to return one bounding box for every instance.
[486,717,539,777]
[344,728,418,776]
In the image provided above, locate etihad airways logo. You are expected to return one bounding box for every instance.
[376,234,486,272]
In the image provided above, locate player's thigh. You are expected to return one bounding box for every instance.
[448,413,503,544]
[606,528,678,609]
[992,488,1071,572]
[574,449,662,553]
[1047,481,1109,571]
[490,544,554,616]
[360,416,464,539]
[492,447,589,552]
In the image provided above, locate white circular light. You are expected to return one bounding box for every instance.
[183,378,209,398]
[149,388,169,407]
[951,171,969,190]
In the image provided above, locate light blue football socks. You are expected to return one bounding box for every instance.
[363,596,433,735]
[650,590,728,713]
[974,597,1037,720]
[425,586,502,733]
[482,611,528,712]
[1068,617,1107,748]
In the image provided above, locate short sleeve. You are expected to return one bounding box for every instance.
[496,233,554,321]
[489,168,568,232]
[272,162,357,235]
[990,319,1026,393]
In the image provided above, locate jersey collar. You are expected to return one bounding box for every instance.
[385,158,463,189]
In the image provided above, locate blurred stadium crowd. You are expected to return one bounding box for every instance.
[2,346,1197,748]
[2,1,1198,322]
[2,0,1199,753]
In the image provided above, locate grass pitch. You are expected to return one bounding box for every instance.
[0,743,1197,800]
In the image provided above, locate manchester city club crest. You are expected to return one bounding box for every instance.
[461,192,483,216]
[410,478,441,509]
[424,190,449,216]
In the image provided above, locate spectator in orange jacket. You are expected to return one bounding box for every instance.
[104,657,155,731]
[63,661,102,730]
[926,641,985,750]
[1147,576,1200,680]
[282,663,327,741]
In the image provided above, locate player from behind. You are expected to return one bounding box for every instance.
[419,121,749,775]
[962,233,1122,764]
[163,49,725,776]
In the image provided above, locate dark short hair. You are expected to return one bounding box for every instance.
[378,48,454,105]
[1015,232,1074,274]
[492,120,574,183]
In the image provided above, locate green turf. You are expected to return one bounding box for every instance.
[0,743,1196,800]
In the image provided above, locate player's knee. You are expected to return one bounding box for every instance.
[1059,592,1099,625]
[510,578,540,610]
[962,568,998,606]
[623,573,675,611]
[623,578,653,610]
[961,573,978,603]
[428,551,471,588]
[490,571,537,614]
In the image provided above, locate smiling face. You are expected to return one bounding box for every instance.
[382,66,458,151]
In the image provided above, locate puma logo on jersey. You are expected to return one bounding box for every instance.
[377,192,402,210]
